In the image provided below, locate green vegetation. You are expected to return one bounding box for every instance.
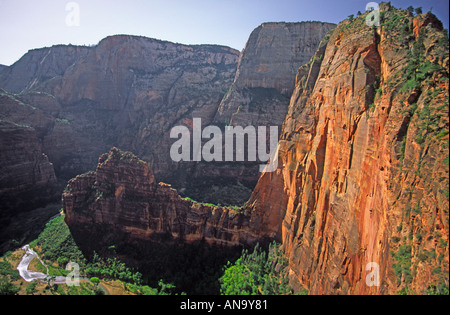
[29,216,146,284]
[55,118,70,125]
[6,214,250,295]
[436,129,449,140]
[183,196,245,213]
[391,245,413,285]
[220,242,292,295]
[389,7,450,188]
[184,196,221,208]
[30,215,85,266]
[381,11,411,36]
[85,252,143,284]
[0,259,21,295]
[0,215,188,295]
[424,283,450,295]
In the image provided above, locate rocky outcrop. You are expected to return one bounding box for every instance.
[63,148,258,249]
[247,3,449,294]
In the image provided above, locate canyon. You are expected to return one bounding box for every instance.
[0,3,448,295]
[0,22,335,208]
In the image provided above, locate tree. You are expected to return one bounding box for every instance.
[90,277,100,285]
[0,280,19,295]
[406,6,414,14]
[158,280,176,295]
[26,281,38,295]
[415,7,423,15]
[45,275,56,291]
[219,242,292,295]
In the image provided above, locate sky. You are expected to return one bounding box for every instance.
[0,0,448,66]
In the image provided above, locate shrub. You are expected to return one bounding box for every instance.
[0,280,19,295]
[392,245,412,285]
[219,242,291,295]
[418,253,428,262]
[436,130,449,140]
[90,277,100,285]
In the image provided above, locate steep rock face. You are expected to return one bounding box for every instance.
[50,36,240,185]
[0,36,244,204]
[0,91,58,139]
[0,26,334,206]
[0,36,240,182]
[0,91,61,253]
[63,148,258,249]
[0,45,91,94]
[0,120,57,217]
[215,22,336,127]
[248,4,449,294]
[187,22,336,204]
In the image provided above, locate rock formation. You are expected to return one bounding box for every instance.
[0,119,58,221]
[215,22,336,127]
[247,3,449,294]
[63,148,257,250]
[0,45,91,94]
[197,22,335,204]
[0,35,240,184]
[0,24,334,206]
[2,3,448,295]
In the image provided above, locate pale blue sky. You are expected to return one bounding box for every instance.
[0,0,448,66]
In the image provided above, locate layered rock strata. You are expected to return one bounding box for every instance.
[0,36,240,190]
[63,148,257,248]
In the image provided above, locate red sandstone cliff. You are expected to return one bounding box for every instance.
[63,148,257,249]
[248,3,449,294]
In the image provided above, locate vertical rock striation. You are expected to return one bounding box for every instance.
[248,4,449,294]
[215,22,336,127]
